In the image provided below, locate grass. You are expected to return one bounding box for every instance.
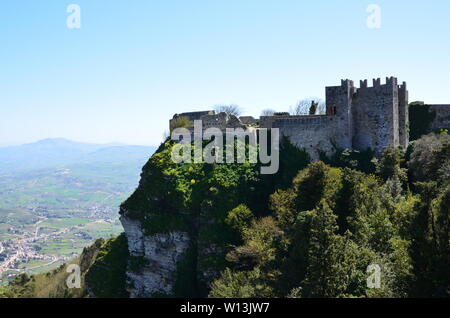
[0,208,39,225]
[39,217,91,229]
[34,219,123,257]
[41,246,81,256]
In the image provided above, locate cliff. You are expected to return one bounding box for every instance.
[117,137,311,297]
[118,140,262,297]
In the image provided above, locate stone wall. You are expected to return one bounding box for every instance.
[398,82,409,148]
[172,110,214,122]
[325,79,354,150]
[260,115,284,129]
[239,116,257,125]
[351,77,400,155]
[272,115,335,160]
[429,105,450,130]
[170,110,215,132]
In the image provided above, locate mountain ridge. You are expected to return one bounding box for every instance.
[0,138,157,174]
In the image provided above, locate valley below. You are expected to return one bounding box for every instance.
[0,139,155,285]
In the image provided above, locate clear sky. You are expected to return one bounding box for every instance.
[1,0,449,146]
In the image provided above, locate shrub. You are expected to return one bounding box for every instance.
[170,116,193,132]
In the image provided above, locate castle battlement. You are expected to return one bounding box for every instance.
[386,76,397,86]
[358,77,403,90]
[341,79,354,87]
[170,77,418,159]
[373,78,381,86]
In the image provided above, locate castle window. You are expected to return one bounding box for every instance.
[327,105,337,116]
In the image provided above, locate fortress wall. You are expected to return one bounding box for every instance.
[273,115,335,160]
[398,83,409,148]
[170,110,215,131]
[351,78,399,154]
[201,113,229,130]
[201,113,246,130]
[429,105,450,130]
[260,115,288,129]
[173,111,214,121]
[325,80,354,150]
[239,116,257,125]
[171,77,415,158]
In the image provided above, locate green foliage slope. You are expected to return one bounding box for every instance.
[5,132,448,298]
[1,234,129,298]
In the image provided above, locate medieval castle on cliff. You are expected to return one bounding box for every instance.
[170,77,450,159]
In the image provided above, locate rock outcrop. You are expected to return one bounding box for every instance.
[120,211,190,297]
[116,140,269,298]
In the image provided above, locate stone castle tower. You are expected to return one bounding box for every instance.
[257,76,409,158]
[326,77,409,154]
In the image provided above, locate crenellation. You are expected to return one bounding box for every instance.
[170,77,446,160]
[386,76,397,86]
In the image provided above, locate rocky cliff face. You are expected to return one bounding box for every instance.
[117,141,199,298]
[120,212,190,297]
[117,140,267,298]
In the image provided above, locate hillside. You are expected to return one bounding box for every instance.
[3,132,448,298]
[0,235,128,298]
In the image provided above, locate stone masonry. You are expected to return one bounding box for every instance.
[169,77,448,159]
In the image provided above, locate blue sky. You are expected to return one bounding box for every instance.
[1,0,449,146]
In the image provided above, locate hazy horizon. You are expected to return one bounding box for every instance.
[2,0,449,146]
[0,137,157,148]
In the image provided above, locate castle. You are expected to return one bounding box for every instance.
[170,77,449,159]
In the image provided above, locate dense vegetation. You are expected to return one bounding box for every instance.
[3,131,448,298]
[120,132,449,298]
[208,132,449,297]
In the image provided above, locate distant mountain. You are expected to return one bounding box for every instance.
[78,146,158,164]
[0,138,157,174]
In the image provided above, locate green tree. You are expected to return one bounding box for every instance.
[376,147,407,182]
[225,204,254,237]
[408,132,450,183]
[209,268,273,298]
[301,202,354,297]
